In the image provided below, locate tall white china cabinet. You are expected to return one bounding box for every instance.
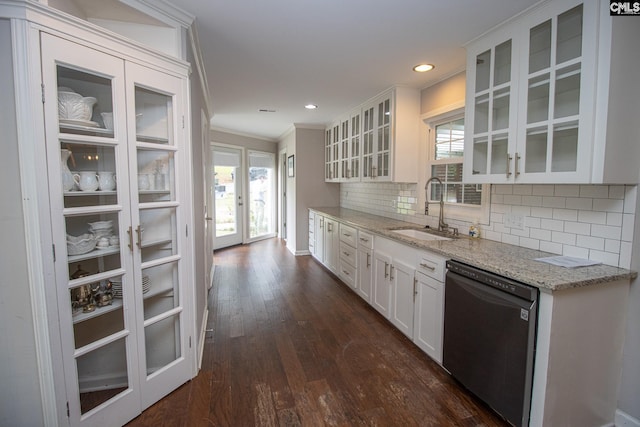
[2,2,195,426]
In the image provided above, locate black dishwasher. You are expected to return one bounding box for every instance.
[443,260,538,427]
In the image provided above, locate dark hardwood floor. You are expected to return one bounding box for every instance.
[126,238,508,426]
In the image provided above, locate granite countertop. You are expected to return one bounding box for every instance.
[310,207,636,292]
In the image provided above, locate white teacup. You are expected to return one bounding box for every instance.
[73,171,99,192]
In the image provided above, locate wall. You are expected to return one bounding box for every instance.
[0,19,46,426]
[210,129,278,154]
[278,126,339,255]
[187,40,209,372]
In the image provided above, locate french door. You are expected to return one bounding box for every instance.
[41,33,192,426]
[212,145,244,249]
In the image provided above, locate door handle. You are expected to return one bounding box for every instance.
[384,262,389,278]
[205,216,213,221]
[390,265,395,280]
[135,225,143,249]
[515,152,521,177]
[507,153,513,178]
[366,253,371,268]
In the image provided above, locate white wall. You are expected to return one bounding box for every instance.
[278,126,339,255]
[0,19,45,426]
[187,39,209,371]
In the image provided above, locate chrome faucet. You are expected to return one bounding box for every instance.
[425,177,449,233]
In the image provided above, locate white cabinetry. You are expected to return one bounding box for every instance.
[326,86,420,183]
[313,213,325,263]
[372,249,393,318]
[356,232,374,302]
[9,13,195,425]
[413,253,446,363]
[338,223,358,288]
[374,237,416,339]
[465,0,639,184]
[323,217,339,273]
[308,211,316,256]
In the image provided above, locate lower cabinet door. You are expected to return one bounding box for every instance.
[372,251,392,318]
[413,271,444,363]
[357,247,373,302]
[389,259,415,339]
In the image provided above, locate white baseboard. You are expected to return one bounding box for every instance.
[616,409,640,427]
[197,308,209,372]
[295,249,311,256]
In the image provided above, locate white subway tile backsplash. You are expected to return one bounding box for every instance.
[552,231,577,245]
[519,237,540,250]
[580,185,609,198]
[607,212,623,227]
[552,209,578,222]
[622,214,635,242]
[522,195,543,206]
[540,241,563,254]
[531,207,553,219]
[532,185,554,196]
[566,197,593,210]
[593,198,624,213]
[620,242,633,269]
[591,224,622,240]
[530,228,552,241]
[578,210,607,225]
[609,185,625,199]
[624,186,637,214]
[341,183,636,268]
[525,217,541,229]
[541,218,564,232]
[513,185,533,195]
[502,234,520,246]
[576,235,605,251]
[564,221,591,236]
[589,250,619,267]
[563,245,590,259]
[555,185,580,197]
[605,239,621,254]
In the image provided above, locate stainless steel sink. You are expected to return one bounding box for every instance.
[390,228,452,241]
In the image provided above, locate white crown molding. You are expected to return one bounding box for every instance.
[120,0,194,28]
[188,21,212,117]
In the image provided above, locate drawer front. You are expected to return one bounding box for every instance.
[339,241,357,268]
[339,223,358,247]
[339,259,357,289]
[417,252,446,282]
[358,231,373,249]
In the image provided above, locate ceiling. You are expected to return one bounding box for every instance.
[168,0,541,141]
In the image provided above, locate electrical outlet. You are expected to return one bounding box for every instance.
[504,212,524,230]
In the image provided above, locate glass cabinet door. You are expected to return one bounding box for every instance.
[470,39,514,180]
[41,34,139,426]
[340,118,350,179]
[125,61,191,408]
[375,97,391,180]
[325,128,332,180]
[522,3,585,178]
[349,112,361,181]
[362,106,374,180]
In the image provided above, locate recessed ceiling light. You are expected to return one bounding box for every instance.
[413,64,435,73]
[305,104,318,110]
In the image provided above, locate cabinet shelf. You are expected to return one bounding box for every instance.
[72,298,123,324]
[60,123,112,137]
[137,134,169,144]
[141,238,172,249]
[68,246,121,263]
[64,190,117,197]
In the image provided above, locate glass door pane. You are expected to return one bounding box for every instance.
[213,146,243,248]
[249,151,275,239]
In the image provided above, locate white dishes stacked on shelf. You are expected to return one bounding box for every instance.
[110,278,123,299]
[110,276,150,299]
[88,220,113,239]
[142,275,150,294]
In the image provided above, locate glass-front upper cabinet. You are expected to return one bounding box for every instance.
[362,105,375,180]
[519,2,590,180]
[465,0,598,184]
[348,110,361,181]
[464,34,518,183]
